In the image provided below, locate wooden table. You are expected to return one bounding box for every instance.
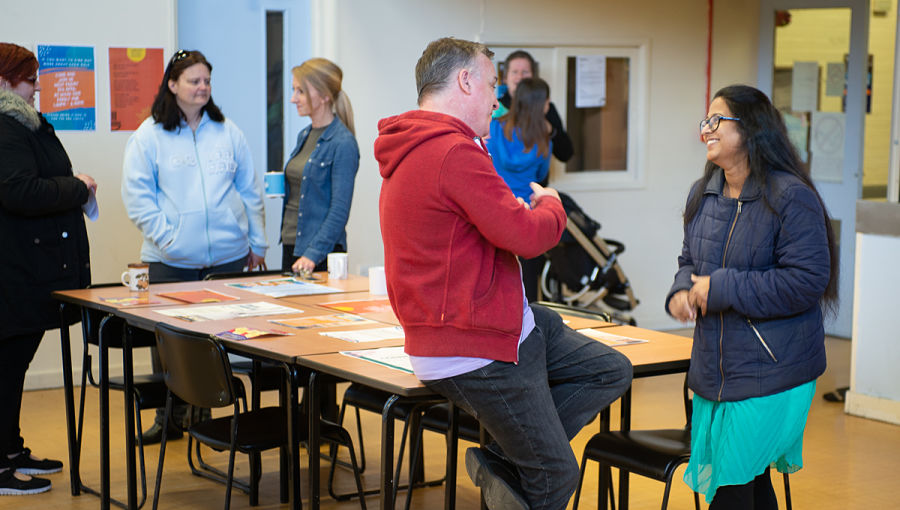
[54,276,691,510]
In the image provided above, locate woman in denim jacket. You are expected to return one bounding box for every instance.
[666,85,839,509]
[281,58,359,273]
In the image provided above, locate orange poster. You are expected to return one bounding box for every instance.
[108,48,164,131]
[36,45,96,130]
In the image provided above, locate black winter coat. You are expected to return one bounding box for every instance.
[0,89,91,340]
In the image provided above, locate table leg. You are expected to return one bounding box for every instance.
[618,387,633,510]
[122,326,137,509]
[307,369,320,510]
[59,303,81,496]
[598,405,611,510]
[380,394,400,509]
[444,402,458,510]
[98,315,113,510]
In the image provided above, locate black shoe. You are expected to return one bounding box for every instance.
[465,447,529,510]
[8,448,62,475]
[0,469,52,496]
[139,422,182,445]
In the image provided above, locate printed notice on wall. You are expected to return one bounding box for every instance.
[790,61,818,113]
[575,55,606,108]
[36,45,96,130]
[109,48,164,131]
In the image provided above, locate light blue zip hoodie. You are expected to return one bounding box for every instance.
[122,112,267,269]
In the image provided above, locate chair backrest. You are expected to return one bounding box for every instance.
[154,323,237,409]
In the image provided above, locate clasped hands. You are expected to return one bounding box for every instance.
[670,274,710,322]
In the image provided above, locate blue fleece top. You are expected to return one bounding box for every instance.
[122,112,267,269]
[487,119,551,200]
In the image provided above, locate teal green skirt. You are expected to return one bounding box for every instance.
[683,380,816,503]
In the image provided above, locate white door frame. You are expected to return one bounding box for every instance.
[757,0,869,338]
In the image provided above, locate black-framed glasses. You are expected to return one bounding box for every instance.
[699,114,740,132]
[170,50,190,64]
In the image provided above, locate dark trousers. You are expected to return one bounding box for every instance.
[0,332,44,469]
[710,468,778,510]
[519,254,546,302]
[424,304,633,509]
[147,258,246,426]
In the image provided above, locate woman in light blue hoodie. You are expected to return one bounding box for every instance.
[121,49,267,444]
[487,77,553,301]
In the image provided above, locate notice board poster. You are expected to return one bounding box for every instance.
[109,48,164,131]
[36,45,96,130]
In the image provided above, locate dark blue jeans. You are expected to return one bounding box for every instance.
[423,304,633,509]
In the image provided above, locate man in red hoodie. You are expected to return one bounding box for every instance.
[375,37,632,510]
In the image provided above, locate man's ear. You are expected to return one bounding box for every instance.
[457,68,471,95]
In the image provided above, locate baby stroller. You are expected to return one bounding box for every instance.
[539,192,639,325]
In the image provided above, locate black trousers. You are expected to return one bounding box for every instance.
[281,243,343,273]
[0,331,44,469]
[710,468,778,510]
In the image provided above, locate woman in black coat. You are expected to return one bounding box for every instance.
[0,42,95,496]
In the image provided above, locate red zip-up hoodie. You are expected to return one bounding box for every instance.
[375,110,566,362]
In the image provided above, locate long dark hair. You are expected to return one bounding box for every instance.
[150,50,224,131]
[685,84,839,310]
[500,77,550,157]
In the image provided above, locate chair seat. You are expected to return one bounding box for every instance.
[420,403,481,443]
[342,384,419,418]
[190,407,287,453]
[582,428,691,481]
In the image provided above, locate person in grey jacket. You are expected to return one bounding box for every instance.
[666,85,838,509]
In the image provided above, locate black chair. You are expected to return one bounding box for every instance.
[572,377,793,510]
[151,323,367,510]
[76,284,165,508]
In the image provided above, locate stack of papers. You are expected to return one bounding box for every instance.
[154,302,300,322]
[341,346,413,373]
[226,277,341,298]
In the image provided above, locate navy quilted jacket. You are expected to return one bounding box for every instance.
[666,168,830,402]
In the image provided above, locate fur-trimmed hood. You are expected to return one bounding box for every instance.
[0,87,41,131]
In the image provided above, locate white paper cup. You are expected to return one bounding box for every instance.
[368,266,387,295]
[327,252,348,280]
[121,263,150,292]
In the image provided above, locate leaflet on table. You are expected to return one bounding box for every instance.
[270,313,376,330]
[157,289,238,303]
[319,326,404,343]
[215,326,291,341]
[154,301,300,322]
[318,298,393,314]
[224,277,341,298]
[340,346,413,374]
[98,296,163,307]
[576,328,648,346]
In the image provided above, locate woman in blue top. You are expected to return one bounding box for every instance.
[667,85,839,509]
[488,77,552,301]
[281,58,359,274]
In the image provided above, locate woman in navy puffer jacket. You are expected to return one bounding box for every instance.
[666,85,838,509]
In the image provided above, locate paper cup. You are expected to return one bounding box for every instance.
[368,266,387,295]
[327,252,348,280]
[264,172,285,197]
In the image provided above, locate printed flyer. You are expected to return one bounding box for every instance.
[37,45,96,130]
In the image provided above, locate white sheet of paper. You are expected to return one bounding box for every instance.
[320,326,405,343]
[825,62,845,97]
[791,61,819,112]
[810,111,845,182]
[577,328,647,346]
[341,346,413,373]
[82,190,99,221]
[154,301,300,322]
[575,55,606,108]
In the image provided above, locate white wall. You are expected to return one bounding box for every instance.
[1,0,177,389]
[320,0,761,329]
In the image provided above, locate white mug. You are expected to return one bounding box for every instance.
[121,263,150,292]
[327,252,349,280]
[368,266,387,295]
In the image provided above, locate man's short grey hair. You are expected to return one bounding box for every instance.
[415,37,494,104]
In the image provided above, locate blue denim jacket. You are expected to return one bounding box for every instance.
[283,117,359,265]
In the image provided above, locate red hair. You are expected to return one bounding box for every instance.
[0,42,38,86]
